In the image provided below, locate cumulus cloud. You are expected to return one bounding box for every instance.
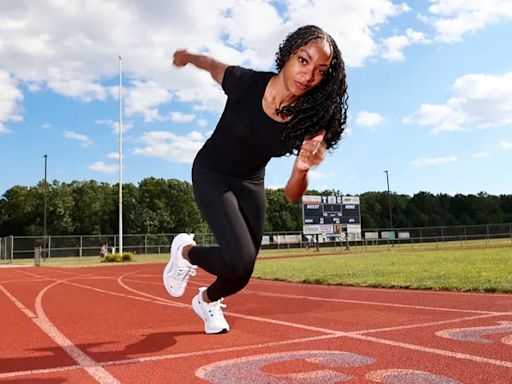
[125,80,173,122]
[404,71,512,133]
[425,0,512,42]
[170,111,195,123]
[132,130,206,163]
[89,161,118,173]
[381,28,430,61]
[356,110,386,127]
[0,0,418,125]
[502,141,512,150]
[411,155,458,166]
[63,131,94,147]
[96,119,133,134]
[0,71,23,134]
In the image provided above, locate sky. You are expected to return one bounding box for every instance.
[1,0,512,197]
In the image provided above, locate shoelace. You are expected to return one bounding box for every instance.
[208,298,227,319]
[176,264,197,281]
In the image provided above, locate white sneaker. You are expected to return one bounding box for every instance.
[163,233,197,297]
[192,287,230,334]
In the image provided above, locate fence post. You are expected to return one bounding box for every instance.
[34,246,41,267]
[79,236,83,260]
[48,236,51,260]
[10,235,14,262]
[144,234,148,255]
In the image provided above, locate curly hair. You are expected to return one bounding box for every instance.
[275,25,348,154]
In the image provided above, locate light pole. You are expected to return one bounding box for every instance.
[43,154,48,259]
[118,55,123,255]
[384,170,393,230]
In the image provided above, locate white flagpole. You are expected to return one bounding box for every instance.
[118,55,123,255]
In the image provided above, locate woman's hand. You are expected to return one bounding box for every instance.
[294,130,327,172]
[172,49,190,67]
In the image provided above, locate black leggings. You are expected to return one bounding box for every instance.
[188,156,266,302]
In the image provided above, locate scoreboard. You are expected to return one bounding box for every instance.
[302,195,361,235]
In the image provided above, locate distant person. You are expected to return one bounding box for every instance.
[100,244,107,258]
[163,25,348,334]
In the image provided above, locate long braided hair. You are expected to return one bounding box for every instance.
[275,25,348,154]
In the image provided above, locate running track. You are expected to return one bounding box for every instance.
[0,264,511,383]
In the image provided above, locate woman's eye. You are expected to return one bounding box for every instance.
[298,56,307,64]
[318,69,326,76]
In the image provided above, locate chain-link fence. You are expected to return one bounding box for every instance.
[1,223,511,264]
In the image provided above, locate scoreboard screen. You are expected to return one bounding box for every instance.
[302,195,361,235]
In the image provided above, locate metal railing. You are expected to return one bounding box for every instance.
[1,223,511,263]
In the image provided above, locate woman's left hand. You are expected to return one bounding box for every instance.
[295,130,327,172]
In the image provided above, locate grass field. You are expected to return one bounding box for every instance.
[3,241,511,293]
[253,246,512,293]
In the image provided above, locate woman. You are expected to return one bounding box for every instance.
[163,25,348,334]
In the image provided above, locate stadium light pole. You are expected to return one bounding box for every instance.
[118,55,123,255]
[384,170,393,230]
[43,154,48,259]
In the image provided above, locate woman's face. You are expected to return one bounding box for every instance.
[281,38,332,97]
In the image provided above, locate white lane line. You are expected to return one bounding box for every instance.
[116,273,512,368]
[348,333,512,368]
[0,280,120,384]
[0,364,81,380]
[7,267,511,379]
[353,312,512,334]
[0,334,340,379]
[121,277,505,316]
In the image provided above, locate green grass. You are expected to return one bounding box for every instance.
[3,240,512,293]
[253,246,512,292]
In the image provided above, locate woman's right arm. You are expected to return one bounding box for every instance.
[172,49,228,85]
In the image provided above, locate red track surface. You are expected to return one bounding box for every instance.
[0,264,511,383]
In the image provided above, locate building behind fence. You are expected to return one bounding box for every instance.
[1,223,511,263]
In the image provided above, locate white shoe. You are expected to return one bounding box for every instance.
[163,233,197,297]
[192,287,230,334]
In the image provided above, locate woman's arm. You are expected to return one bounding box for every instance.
[172,49,228,85]
[284,130,326,202]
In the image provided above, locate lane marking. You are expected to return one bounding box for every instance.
[0,334,340,379]
[0,280,120,384]
[122,277,506,316]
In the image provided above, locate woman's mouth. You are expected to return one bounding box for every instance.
[294,80,308,91]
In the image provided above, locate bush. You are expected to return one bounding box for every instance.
[102,252,134,262]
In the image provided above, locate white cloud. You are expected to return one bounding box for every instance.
[502,141,512,150]
[95,119,133,133]
[132,130,206,163]
[0,0,417,122]
[0,71,23,134]
[411,155,458,166]
[426,0,512,42]
[170,111,195,123]
[41,123,51,129]
[472,152,490,158]
[125,80,173,122]
[381,28,430,61]
[63,131,94,147]
[197,118,208,128]
[107,152,120,159]
[356,110,386,127]
[89,161,118,173]
[404,71,512,133]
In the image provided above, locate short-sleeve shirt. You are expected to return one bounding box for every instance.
[195,66,288,179]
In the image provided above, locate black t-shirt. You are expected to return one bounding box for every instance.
[196,66,288,178]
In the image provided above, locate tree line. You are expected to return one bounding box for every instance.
[0,178,511,237]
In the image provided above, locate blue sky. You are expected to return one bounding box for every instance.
[1,0,511,196]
